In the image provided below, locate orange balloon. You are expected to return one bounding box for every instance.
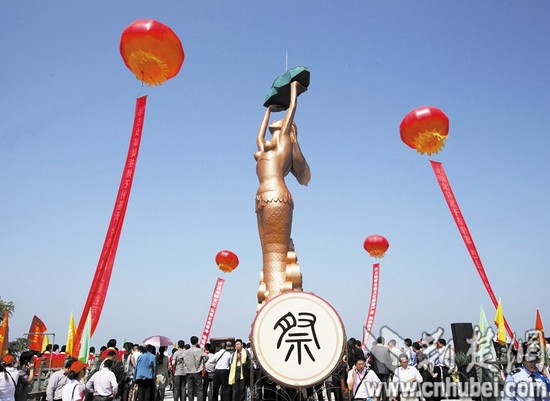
[363,235,389,258]
[400,106,449,155]
[215,250,239,273]
[120,20,184,86]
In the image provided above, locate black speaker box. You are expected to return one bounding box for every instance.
[451,322,474,355]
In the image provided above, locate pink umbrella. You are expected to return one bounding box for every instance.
[143,335,173,348]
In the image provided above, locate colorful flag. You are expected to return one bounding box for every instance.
[0,310,9,357]
[479,305,496,361]
[494,300,507,345]
[78,309,92,363]
[27,315,48,352]
[535,309,546,348]
[66,312,76,356]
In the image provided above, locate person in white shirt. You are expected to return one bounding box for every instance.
[347,356,380,401]
[62,361,88,401]
[212,342,233,401]
[433,339,454,400]
[387,340,402,370]
[202,344,217,401]
[0,355,19,401]
[390,354,423,401]
[85,359,118,401]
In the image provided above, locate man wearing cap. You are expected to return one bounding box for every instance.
[86,359,118,401]
[47,358,77,401]
[503,343,550,401]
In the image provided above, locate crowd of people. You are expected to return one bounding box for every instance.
[343,335,550,401]
[0,336,255,401]
[2,333,550,401]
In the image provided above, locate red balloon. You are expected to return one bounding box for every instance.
[400,106,449,155]
[215,250,239,273]
[120,20,184,86]
[363,235,389,258]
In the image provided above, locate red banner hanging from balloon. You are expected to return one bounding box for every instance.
[74,96,147,356]
[362,263,380,349]
[200,277,225,348]
[430,160,513,339]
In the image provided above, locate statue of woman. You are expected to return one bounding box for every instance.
[255,81,311,300]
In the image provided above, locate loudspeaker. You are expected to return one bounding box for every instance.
[451,323,474,355]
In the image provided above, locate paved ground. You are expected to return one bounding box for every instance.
[162,387,174,401]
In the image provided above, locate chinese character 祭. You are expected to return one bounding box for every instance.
[274,312,320,364]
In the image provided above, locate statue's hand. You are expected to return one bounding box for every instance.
[291,80,308,95]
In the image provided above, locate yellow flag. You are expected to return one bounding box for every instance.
[494,299,507,345]
[66,312,76,356]
[42,333,50,351]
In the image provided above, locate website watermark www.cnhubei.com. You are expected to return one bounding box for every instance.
[354,379,548,399]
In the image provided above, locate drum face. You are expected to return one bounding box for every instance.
[250,292,346,387]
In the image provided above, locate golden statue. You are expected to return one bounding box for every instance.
[255,79,310,304]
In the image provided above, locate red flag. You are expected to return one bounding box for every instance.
[27,315,48,352]
[536,309,546,348]
[74,96,147,355]
[0,310,9,356]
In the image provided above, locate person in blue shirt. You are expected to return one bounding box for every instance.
[135,345,156,401]
[503,343,550,401]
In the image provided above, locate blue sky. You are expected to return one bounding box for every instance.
[1,1,549,350]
